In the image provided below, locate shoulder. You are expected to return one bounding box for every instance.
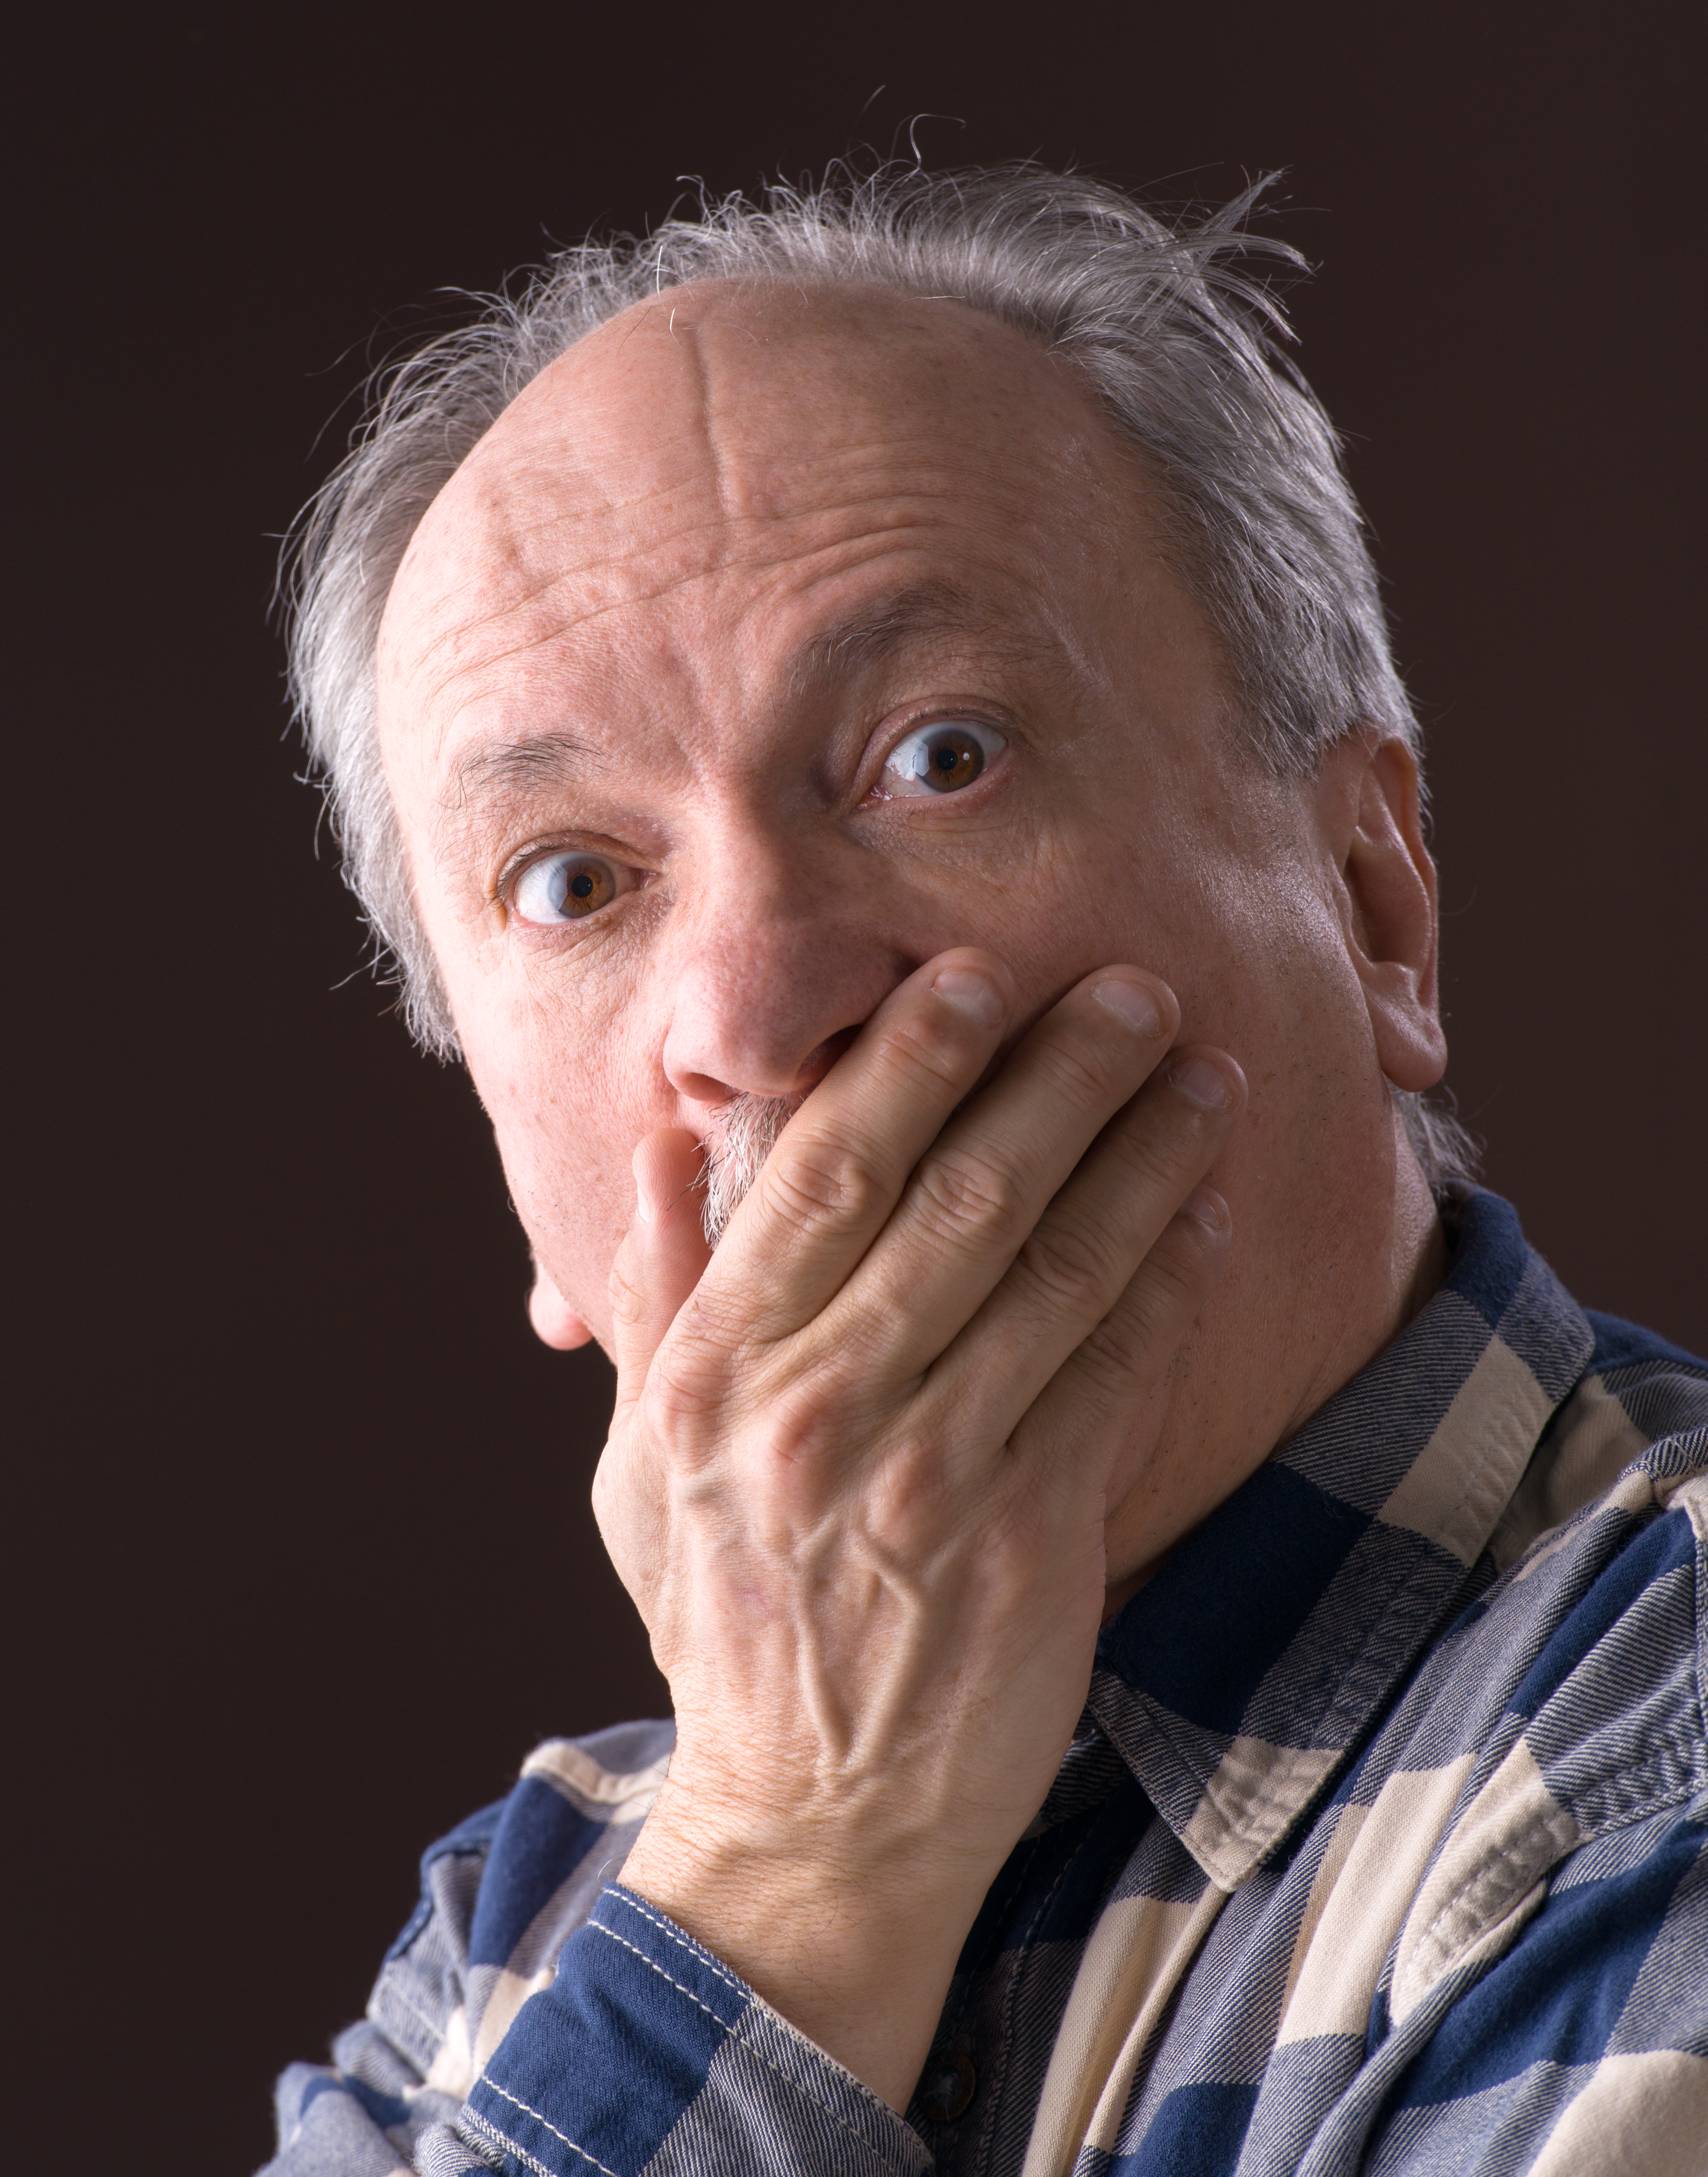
[1489,1309,1707,1572]
[1365,1324,1707,2065]
[1422,1308,1706,1847]
[369,1717,676,2101]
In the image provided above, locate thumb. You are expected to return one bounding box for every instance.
[609,1127,712,1406]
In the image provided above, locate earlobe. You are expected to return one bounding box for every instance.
[527,1262,596,1349]
[1322,735,1449,1096]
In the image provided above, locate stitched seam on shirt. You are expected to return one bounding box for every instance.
[604,1890,748,1994]
[1409,1811,1576,1978]
[589,1917,739,2028]
[727,2011,927,2172]
[460,2106,559,2177]
[603,1901,921,2166]
[1299,1332,1557,1755]
[1312,1547,1490,1757]
[480,2034,904,2177]
[1688,1485,1708,1753]
[472,2075,621,2177]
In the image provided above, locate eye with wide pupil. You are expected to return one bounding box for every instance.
[513,852,620,924]
[884,720,1003,797]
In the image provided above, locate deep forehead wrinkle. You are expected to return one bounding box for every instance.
[677,309,745,531]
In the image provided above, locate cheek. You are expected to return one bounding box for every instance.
[452,959,661,1301]
[938,819,1179,996]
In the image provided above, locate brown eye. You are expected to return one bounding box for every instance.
[882,720,1005,797]
[512,852,627,924]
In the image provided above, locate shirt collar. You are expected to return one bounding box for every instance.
[1087,1187,1594,1891]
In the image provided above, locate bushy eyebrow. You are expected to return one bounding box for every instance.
[434,730,606,862]
[444,727,609,836]
[454,729,604,804]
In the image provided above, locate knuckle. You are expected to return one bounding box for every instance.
[753,1377,847,1467]
[680,1278,755,1351]
[914,1148,1029,1250]
[1075,1312,1155,1396]
[867,1435,956,1546]
[764,1134,893,1231]
[1107,1108,1211,1197]
[1014,1214,1124,1308]
[880,1013,982,1095]
[645,1344,724,1428]
[642,1309,747,1432]
[1149,1229,1211,1301]
[1032,1035,1125,1108]
[1075,1226,1218,1385]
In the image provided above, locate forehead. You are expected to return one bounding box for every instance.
[375,280,1161,773]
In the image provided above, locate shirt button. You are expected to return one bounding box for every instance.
[919,2048,977,2124]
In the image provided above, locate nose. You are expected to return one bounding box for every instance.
[659,848,921,1107]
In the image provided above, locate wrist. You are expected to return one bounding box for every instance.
[620,1786,985,2110]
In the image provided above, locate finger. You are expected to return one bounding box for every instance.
[707,948,1016,1338]
[916,1048,1243,1457]
[1018,1183,1232,1509]
[816,971,1183,1380]
[608,1127,712,1406]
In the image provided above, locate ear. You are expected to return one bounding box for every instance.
[1314,734,1448,1095]
[527,1260,596,1350]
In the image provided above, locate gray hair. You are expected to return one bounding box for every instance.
[283,160,1476,1181]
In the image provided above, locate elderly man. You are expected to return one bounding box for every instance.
[269,168,1706,2176]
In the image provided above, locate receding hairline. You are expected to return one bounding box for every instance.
[535,268,1077,360]
[404,262,1135,532]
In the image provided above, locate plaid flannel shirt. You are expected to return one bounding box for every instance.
[266,1189,1708,2176]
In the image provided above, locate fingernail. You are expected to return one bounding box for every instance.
[933,966,1003,1027]
[634,1186,655,1224]
[1093,977,1162,1037]
[1169,1056,1234,1111]
[1183,1185,1228,1231]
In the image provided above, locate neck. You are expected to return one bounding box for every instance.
[1102,1137,1447,1618]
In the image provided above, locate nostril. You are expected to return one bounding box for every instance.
[797,1025,861,1090]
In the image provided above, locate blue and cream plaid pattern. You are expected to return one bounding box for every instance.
[266,1190,1708,2175]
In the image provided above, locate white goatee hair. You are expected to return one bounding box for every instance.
[698,1095,798,1247]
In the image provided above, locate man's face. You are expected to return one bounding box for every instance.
[377,280,1423,1461]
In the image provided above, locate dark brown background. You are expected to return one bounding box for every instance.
[14,3,1703,2170]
